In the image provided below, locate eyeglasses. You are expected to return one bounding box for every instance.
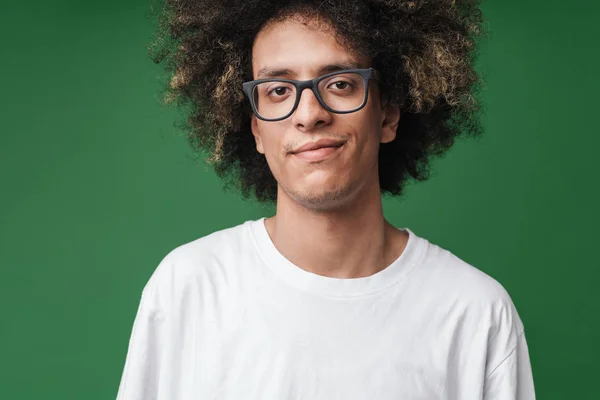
[242,68,376,122]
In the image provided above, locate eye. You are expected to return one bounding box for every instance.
[269,86,291,96]
[328,80,353,91]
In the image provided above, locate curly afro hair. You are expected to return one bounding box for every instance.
[149,0,486,203]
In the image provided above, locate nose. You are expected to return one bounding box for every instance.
[291,87,332,131]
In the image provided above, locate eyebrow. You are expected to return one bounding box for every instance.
[255,60,362,79]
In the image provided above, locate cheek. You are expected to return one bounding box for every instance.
[258,126,288,172]
[346,113,382,151]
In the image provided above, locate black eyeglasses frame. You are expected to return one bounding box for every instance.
[242,67,376,122]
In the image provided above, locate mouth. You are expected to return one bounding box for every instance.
[291,142,345,162]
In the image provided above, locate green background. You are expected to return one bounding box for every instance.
[1,0,598,398]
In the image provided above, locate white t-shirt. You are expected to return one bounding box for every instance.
[116,217,536,399]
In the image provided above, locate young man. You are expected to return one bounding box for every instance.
[117,1,535,399]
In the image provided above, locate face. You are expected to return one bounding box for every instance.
[250,15,400,211]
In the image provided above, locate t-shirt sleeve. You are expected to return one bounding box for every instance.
[483,327,536,399]
[116,265,168,400]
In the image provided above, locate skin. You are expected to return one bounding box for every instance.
[251,15,409,279]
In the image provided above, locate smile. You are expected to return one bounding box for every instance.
[291,143,344,162]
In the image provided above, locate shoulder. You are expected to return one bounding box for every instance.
[163,220,251,273]
[411,232,525,333]
[140,219,255,310]
[411,232,528,371]
[419,236,518,305]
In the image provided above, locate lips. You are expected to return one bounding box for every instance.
[291,139,346,154]
[291,142,345,162]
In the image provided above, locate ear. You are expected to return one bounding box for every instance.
[380,101,400,144]
[251,115,265,154]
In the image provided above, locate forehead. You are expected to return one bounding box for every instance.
[251,16,369,79]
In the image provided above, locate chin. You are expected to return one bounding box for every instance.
[284,181,357,212]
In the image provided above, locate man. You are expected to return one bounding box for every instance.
[117,0,535,398]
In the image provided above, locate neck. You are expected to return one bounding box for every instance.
[264,182,409,279]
